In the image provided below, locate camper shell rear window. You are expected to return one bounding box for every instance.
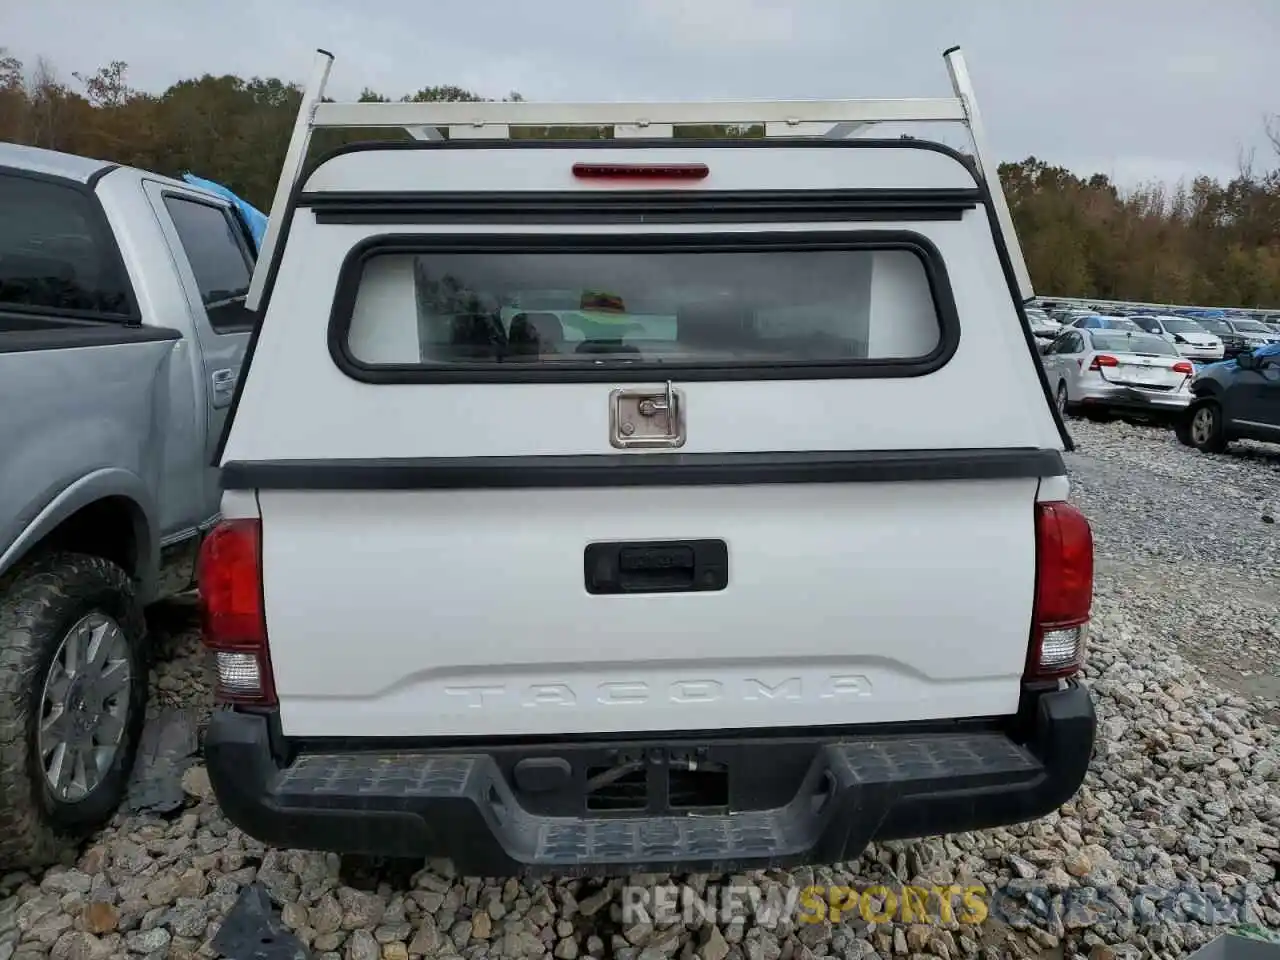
[329,232,959,383]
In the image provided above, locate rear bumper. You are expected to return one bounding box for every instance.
[1176,346,1224,361]
[205,684,1096,876]
[1079,383,1191,413]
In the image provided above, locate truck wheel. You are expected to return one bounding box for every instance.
[1186,400,1228,454]
[0,553,148,871]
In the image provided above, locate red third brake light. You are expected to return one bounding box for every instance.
[198,518,276,705]
[1088,354,1119,370]
[1027,502,1094,682]
[1172,361,1194,375]
[572,162,709,180]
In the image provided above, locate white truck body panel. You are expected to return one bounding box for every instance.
[259,480,1037,738]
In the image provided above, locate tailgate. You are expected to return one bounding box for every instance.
[258,478,1038,737]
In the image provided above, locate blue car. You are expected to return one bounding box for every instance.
[1177,343,1280,452]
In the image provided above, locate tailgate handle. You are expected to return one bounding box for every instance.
[585,540,728,595]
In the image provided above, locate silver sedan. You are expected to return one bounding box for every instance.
[1039,329,1195,420]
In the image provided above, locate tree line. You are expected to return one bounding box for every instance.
[2,52,1277,308]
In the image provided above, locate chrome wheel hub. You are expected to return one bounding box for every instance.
[37,612,132,803]
[1190,408,1215,445]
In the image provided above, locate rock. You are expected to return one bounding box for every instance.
[407,916,440,955]
[124,926,170,954]
[179,766,212,801]
[282,902,309,931]
[1064,849,1092,877]
[173,869,206,901]
[1006,854,1037,880]
[42,872,92,896]
[375,923,411,944]
[143,874,179,908]
[338,888,385,931]
[28,910,73,945]
[556,937,580,960]
[50,931,112,960]
[347,929,379,960]
[80,902,119,935]
[470,910,492,940]
[311,895,344,935]
[382,944,408,960]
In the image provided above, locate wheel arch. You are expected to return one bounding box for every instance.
[0,470,156,594]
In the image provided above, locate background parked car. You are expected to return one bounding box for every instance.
[1178,343,1280,452]
[1068,314,1143,332]
[1195,316,1280,358]
[1040,328,1195,421]
[1025,306,1061,339]
[1129,314,1224,361]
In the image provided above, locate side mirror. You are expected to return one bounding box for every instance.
[1236,352,1258,370]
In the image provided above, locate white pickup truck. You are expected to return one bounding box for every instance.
[200,48,1096,876]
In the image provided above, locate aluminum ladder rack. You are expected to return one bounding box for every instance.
[247,45,1032,311]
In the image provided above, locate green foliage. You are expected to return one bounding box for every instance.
[0,49,1275,307]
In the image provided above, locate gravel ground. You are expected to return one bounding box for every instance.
[1,419,1277,960]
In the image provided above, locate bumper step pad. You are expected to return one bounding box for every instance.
[206,686,1095,875]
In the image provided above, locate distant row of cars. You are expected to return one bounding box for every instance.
[1029,303,1280,363]
[1030,307,1280,453]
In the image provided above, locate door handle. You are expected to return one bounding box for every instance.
[585,540,728,595]
[210,368,237,409]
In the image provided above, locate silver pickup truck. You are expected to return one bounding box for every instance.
[0,142,254,870]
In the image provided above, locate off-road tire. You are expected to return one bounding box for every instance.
[0,553,148,871]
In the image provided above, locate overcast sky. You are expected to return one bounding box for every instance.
[3,0,1276,187]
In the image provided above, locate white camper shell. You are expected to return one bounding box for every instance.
[200,47,1096,876]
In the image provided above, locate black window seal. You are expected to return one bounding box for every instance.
[160,189,257,336]
[327,230,960,385]
[301,188,982,225]
[220,447,1066,492]
[0,322,181,355]
[0,164,142,325]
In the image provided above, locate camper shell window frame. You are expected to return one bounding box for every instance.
[326,230,962,385]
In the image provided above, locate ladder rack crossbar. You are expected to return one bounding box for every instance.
[310,97,967,130]
[245,45,1035,311]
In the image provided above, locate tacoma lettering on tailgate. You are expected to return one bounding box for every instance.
[442,676,873,709]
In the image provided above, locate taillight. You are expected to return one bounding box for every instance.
[198,519,276,705]
[572,162,709,180]
[1087,354,1118,370]
[1028,501,1093,682]
[1172,361,1193,375]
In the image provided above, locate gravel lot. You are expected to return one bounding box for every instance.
[1,419,1277,960]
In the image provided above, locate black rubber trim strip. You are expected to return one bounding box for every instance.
[85,162,120,188]
[303,136,983,189]
[221,447,1064,491]
[0,324,181,354]
[303,188,981,224]
[327,230,960,384]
